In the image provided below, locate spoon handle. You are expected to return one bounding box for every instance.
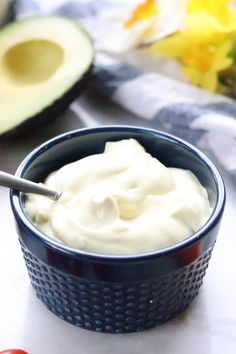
[0,171,60,200]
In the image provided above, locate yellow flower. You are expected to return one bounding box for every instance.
[186,0,236,42]
[181,40,233,91]
[92,0,187,53]
[123,0,158,29]
[188,0,234,24]
[151,0,236,91]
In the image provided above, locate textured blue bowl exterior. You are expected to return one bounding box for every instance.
[10,126,225,333]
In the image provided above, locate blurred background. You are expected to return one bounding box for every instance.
[0,1,236,353]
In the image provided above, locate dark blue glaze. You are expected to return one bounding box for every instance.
[10,126,226,332]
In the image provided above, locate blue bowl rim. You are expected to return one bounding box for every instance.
[10,125,226,262]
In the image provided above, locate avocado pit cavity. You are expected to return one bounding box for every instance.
[0,17,93,136]
[3,39,64,85]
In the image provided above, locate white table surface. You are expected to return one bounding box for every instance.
[0,92,235,354]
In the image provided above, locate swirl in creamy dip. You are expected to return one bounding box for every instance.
[25,139,211,254]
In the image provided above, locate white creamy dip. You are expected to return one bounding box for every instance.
[25,139,211,254]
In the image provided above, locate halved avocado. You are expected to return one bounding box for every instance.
[0,16,94,136]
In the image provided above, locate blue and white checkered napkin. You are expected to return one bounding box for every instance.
[9,0,236,182]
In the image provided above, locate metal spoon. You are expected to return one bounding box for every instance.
[0,170,61,201]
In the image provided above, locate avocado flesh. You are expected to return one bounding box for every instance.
[0,17,94,135]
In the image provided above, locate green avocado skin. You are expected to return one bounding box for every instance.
[0,1,16,28]
[1,63,93,138]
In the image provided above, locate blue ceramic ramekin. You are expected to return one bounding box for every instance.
[10,126,226,333]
